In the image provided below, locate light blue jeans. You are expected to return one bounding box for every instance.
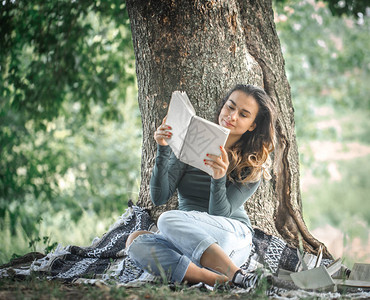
[126,210,253,283]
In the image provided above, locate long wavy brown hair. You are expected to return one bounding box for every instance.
[215,84,276,183]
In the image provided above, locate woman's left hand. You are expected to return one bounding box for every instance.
[204,146,229,180]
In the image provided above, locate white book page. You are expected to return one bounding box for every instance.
[180,116,230,176]
[177,91,195,115]
[165,91,195,158]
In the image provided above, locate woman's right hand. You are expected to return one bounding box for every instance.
[154,116,172,146]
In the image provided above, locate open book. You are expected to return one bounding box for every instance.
[165,91,230,176]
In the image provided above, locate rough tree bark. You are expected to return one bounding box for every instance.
[126,0,332,258]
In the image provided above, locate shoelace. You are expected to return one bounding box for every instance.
[232,269,262,289]
[241,272,260,288]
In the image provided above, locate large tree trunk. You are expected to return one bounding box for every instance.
[126,0,332,258]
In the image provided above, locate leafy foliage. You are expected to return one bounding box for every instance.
[275,0,370,140]
[1,0,134,121]
[275,1,370,263]
[324,0,369,18]
[0,1,138,237]
[275,0,370,18]
[0,0,368,266]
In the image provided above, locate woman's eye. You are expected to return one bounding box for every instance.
[228,105,234,110]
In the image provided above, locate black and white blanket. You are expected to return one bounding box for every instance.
[0,202,332,286]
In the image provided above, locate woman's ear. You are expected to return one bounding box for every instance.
[248,122,257,132]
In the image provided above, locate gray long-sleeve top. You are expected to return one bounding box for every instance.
[150,145,260,234]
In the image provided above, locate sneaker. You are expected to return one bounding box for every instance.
[213,281,232,292]
[231,269,272,290]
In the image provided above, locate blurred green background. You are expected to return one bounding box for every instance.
[1,0,369,267]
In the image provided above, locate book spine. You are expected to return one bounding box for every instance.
[179,115,193,160]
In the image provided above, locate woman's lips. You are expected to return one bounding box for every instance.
[223,119,234,128]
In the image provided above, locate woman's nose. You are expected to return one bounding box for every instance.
[229,110,237,120]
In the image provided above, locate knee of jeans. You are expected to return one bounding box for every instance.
[126,233,152,261]
[157,210,184,235]
[126,230,152,248]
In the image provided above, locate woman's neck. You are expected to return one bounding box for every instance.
[225,135,240,150]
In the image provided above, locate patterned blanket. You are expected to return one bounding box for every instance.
[0,202,332,286]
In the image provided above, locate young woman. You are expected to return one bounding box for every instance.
[126,84,276,288]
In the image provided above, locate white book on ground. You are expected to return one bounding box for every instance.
[166,91,230,176]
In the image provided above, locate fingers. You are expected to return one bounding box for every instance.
[219,146,228,162]
[158,115,171,131]
[156,123,172,133]
[205,153,221,163]
[154,130,172,139]
[204,146,229,179]
[154,119,172,146]
[204,152,228,170]
[204,157,227,170]
[154,124,172,138]
[206,146,228,164]
[204,157,227,180]
[203,158,227,170]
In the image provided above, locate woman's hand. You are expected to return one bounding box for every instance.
[154,116,172,146]
[204,146,229,180]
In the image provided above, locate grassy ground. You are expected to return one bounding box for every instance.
[0,277,268,300]
[1,277,370,300]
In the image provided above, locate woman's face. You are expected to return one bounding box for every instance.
[218,90,259,140]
